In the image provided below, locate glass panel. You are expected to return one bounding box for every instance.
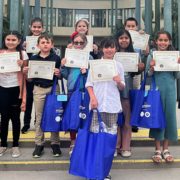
[75,9,89,22]
[91,9,106,27]
[58,9,73,27]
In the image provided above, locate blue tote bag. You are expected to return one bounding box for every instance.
[61,74,90,131]
[130,75,166,129]
[41,78,66,132]
[69,110,117,179]
[117,112,124,127]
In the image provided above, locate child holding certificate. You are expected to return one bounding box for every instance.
[61,32,93,155]
[22,17,44,134]
[85,37,125,180]
[115,29,144,158]
[146,30,180,163]
[23,33,61,158]
[0,30,28,158]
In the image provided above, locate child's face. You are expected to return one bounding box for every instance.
[30,21,43,36]
[125,20,138,31]
[5,35,20,51]
[156,34,170,51]
[37,38,53,53]
[73,36,86,49]
[76,21,88,34]
[118,33,130,50]
[102,46,116,59]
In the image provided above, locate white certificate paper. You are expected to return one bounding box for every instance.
[153,51,180,71]
[0,52,20,73]
[65,48,89,69]
[129,30,150,50]
[26,36,40,54]
[90,59,118,82]
[28,61,55,80]
[114,52,139,72]
[84,35,93,52]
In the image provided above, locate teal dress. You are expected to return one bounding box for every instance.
[146,52,180,141]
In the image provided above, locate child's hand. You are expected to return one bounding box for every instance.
[54,68,60,77]
[90,96,98,109]
[61,58,67,66]
[67,43,73,49]
[178,57,180,64]
[150,59,155,72]
[139,29,145,34]
[80,68,87,74]
[113,74,121,83]
[113,74,125,90]
[138,62,145,72]
[17,59,23,67]
[23,66,29,74]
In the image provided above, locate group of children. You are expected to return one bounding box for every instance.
[0,16,180,179]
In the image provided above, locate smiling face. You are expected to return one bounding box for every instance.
[72,35,87,49]
[125,20,138,31]
[156,33,170,51]
[102,46,116,59]
[30,21,43,36]
[5,34,21,51]
[118,33,130,51]
[75,20,88,35]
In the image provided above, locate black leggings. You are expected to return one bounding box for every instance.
[0,86,21,147]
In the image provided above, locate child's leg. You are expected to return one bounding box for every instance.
[121,98,131,151]
[162,139,174,162]
[152,140,162,163]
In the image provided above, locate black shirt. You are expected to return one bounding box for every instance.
[30,51,61,87]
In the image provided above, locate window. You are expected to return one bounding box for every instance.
[75,9,89,22]
[91,9,106,27]
[58,9,73,27]
[41,7,56,27]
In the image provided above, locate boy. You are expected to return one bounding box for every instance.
[23,33,61,158]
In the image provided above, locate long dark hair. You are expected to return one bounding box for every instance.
[29,17,43,35]
[115,29,134,52]
[155,30,175,51]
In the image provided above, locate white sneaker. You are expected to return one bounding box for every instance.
[0,147,7,157]
[104,174,111,180]
[121,150,132,158]
[114,149,117,157]
[12,147,21,158]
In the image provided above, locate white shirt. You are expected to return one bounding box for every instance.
[0,51,28,88]
[85,60,125,113]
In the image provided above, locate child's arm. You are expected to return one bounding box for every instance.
[113,75,125,90]
[87,86,98,109]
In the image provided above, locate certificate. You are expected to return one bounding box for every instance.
[28,61,55,80]
[0,52,20,73]
[90,59,118,82]
[65,48,89,69]
[84,35,93,52]
[153,51,180,71]
[114,52,139,72]
[129,30,150,50]
[26,36,40,54]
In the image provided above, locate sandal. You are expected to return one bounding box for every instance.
[162,149,174,163]
[152,150,162,163]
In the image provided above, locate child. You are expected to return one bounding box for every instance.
[115,29,144,157]
[146,30,180,163]
[0,30,28,157]
[61,32,93,155]
[23,33,61,158]
[21,17,44,134]
[86,37,125,180]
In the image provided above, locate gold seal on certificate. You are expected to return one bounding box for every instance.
[114,52,139,72]
[89,59,118,82]
[28,61,55,80]
[153,51,180,71]
[65,48,89,69]
[129,30,150,50]
[26,36,40,54]
[0,52,20,73]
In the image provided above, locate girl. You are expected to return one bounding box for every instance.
[146,30,180,163]
[0,30,28,157]
[115,29,144,157]
[21,17,44,134]
[61,32,93,155]
[85,37,125,180]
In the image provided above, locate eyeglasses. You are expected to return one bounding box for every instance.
[73,41,85,45]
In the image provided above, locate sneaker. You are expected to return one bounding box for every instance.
[32,145,44,158]
[21,125,30,134]
[121,150,132,158]
[114,149,117,157]
[12,147,21,158]
[51,144,62,157]
[0,147,7,157]
[104,174,111,180]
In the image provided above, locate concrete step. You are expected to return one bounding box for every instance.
[1,146,180,171]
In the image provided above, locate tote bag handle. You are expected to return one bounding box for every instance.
[140,74,156,91]
[50,77,65,95]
